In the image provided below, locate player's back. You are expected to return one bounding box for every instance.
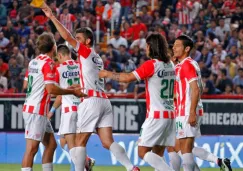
[56,60,80,109]
[76,43,105,93]
[147,60,175,113]
[24,55,55,115]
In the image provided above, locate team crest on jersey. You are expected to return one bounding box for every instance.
[49,62,55,71]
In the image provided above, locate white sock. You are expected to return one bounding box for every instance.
[143,152,174,171]
[177,151,182,158]
[42,163,53,171]
[192,147,218,164]
[182,153,196,171]
[21,168,32,171]
[109,142,134,171]
[63,144,69,152]
[70,147,86,171]
[168,152,181,171]
[194,163,201,171]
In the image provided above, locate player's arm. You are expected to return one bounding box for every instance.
[99,60,155,83]
[189,80,200,117]
[48,95,62,119]
[42,4,77,48]
[22,70,28,92]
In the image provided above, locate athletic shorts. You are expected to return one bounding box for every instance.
[76,97,113,133]
[176,115,202,139]
[138,118,176,147]
[58,111,77,136]
[23,112,54,142]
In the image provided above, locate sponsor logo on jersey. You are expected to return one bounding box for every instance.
[67,65,78,70]
[62,71,80,78]
[29,67,39,73]
[49,61,55,71]
[47,73,55,78]
[157,70,175,78]
[92,57,103,66]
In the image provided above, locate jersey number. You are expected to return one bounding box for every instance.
[27,75,33,97]
[160,79,174,99]
[67,78,80,86]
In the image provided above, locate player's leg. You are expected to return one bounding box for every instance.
[167,140,181,171]
[59,137,75,171]
[152,145,166,171]
[97,127,138,171]
[42,132,57,171]
[22,139,40,171]
[192,147,232,171]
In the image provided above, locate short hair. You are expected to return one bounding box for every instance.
[221,68,227,76]
[75,27,94,46]
[176,35,194,54]
[57,44,71,56]
[36,32,55,54]
[238,68,243,72]
[146,33,169,63]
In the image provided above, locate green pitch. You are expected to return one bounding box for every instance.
[0,164,241,171]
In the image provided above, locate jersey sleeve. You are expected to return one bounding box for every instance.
[42,61,56,84]
[75,42,92,59]
[132,60,155,81]
[24,70,28,81]
[181,62,198,83]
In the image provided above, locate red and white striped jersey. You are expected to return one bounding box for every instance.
[176,1,193,25]
[174,57,203,117]
[23,54,56,116]
[55,60,80,112]
[60,13,76,33]
[75,43,105,94]
[133,59,175,119]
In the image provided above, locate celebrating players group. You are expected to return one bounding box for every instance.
[20,2,232,171]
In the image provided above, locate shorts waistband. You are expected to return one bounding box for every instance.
[146,110,175,119]
[84,89,108,99]
[63,106,78,113]
[23,105,35,114]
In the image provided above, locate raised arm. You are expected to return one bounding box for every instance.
[42,4,77,48]
[99,70,136,83]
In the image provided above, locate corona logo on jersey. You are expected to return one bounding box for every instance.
[157,70,175,78]
[62,71,80,78]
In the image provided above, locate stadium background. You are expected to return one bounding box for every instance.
[0,0,243,170]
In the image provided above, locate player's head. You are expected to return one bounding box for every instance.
[75,27,94,47]
[145,33,169,63]
[173,35,194,59]
[36,32,57,58]
[57,44,71,63]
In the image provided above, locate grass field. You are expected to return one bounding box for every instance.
[0,164,240,171]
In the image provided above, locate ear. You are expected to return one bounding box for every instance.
[86,38,91,45]
[185,46,191,54]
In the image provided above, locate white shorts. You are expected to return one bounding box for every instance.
[138,118,176,147]
[58,111,77,136]
[77,97,113,133]
[23,112,54,142]
[176,115,202,139]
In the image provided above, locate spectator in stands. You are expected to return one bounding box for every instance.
[3,21,17,40]
[24,39,35,59]
[119,44,132,63]
[216,68,233,93]
[198,60,211,78]
[105,82,116,93]
[176,0,193,28]
[69,0,82,16]
[130,31,146,51]
[152,10,163,27]
[211,55,225,75]
[17,21,30,38]
[0,0,7,26]
[118,0,133,27]
[11,46,24,68]
[60,6,77,34]
[17,0,32,22]
[0,32,9,53]
[233,68,243,88]
[121,21,134,44]
[108,30,128,49]
[224,84,233,95]
[206,20,217,36]
[106,44,121,62]
[236,47,243,68]
[195,30,205,51]
[202,74,215,95]
[190,0,202,21]
[190,47,201,61]
[169,22,182,39]
[132,16,147,40]
[206,32,219,51]
[95,44,105,57]
[225,55,237,79]
[195,46,213,68]
[214,44,227,61]
[102,0,121,28]
[140,5,153,27]
[226,29,238,51]
[0,70,7,91]
[235,85,243,95]
[0,56,8,77]
[117,83,128,94]
[96,0,105,17]
[8,57,22,92]
[228,45,238,61]
[8,0,18,22]
[215,17,230,42]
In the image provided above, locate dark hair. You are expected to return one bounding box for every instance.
[57,44,71,56]
[36,32,55,54]
[75,27,94,46]
[146,33,169,63]
[238,68,243,72]
[221,68,227,76]
[176,35,194,54]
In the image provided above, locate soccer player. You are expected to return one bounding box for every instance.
[48,44,95,171]
[42,5,139,171]
[21,33,86,171]
[172,35,232,171]
[99,33,176,171]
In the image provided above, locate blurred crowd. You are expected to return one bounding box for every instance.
[0,0,243,96]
